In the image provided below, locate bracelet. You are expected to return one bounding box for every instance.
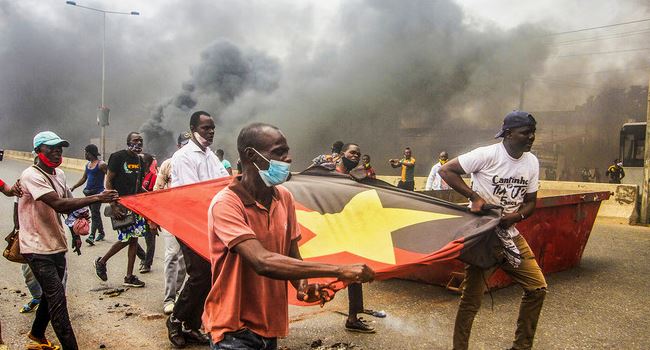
[518,213,525,221]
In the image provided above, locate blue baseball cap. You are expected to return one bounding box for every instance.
[495,111,536,138]
[33,131,70,149]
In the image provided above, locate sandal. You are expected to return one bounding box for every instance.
[26,338,60,350]
[361,309,387,318]
[20,298,40,313]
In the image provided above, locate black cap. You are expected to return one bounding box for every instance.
[495,111,536,138]
[178,132,191,146]
[84,144,100,157]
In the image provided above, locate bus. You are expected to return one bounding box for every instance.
[619,122,645,187]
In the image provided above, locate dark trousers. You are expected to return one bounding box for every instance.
[136,229,156,268]
[25,252,78,350]
[173,239,212,330]
[83,188,104,238]
[211,329,277,350]
[348,283,364,314]
[397,180,415,191]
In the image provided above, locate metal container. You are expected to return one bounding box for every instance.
[401,191,611,290]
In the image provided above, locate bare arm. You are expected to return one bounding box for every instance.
[288,239,308,290]
[70,171,88,192]
[402,159,415,168]
[499,192,537,228]
[232,238,374,283]
[105,169,116,191]
[99,161,108,174]
[39,190,118,214]
[438,158,483,208]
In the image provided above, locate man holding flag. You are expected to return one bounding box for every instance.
[440,111,546,350]
[203,123,374,349]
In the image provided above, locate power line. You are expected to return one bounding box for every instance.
[545,18,650,36]
[551,47,650,58]
[550,28,650,46]
[542,66,650,77]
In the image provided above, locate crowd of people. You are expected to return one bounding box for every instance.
[0,109,552,350]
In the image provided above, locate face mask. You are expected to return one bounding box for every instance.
[439,159,448,165]
[342,157,359,172]
[127,142,142,153]
[617,162,623,167]
[38,152,63,168]
[194,132,212,148]
[250,148,291,187]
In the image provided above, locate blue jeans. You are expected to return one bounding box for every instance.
[210,329,277,350]
[22,263,42,300]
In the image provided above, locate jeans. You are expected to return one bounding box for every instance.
[453,234,547,350]
[136,228,156,268]
[162,230,186,305]
[24,252,78,350]
[83,188,105,239]
[210,329,277,350]
[22,264,42,300]
[173,239,211,330]
[348,283,364,315]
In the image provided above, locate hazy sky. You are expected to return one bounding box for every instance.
[1,0,648,165]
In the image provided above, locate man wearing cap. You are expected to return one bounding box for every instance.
[167,111,230,347]
[20,131,118,350]
[154,132,191,315]
[70,144,108,245]
[439,111,546,350]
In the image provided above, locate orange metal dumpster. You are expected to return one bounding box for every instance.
[400,190,611,290]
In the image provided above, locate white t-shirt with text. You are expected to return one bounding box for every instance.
[458,142,539,238]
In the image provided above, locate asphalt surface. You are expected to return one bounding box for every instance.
[0,158,649,349]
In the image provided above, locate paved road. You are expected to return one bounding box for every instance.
[0,158,649,349]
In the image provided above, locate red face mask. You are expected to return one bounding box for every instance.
[38,152,63,168]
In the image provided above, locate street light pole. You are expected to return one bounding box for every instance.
[65,1,139,159]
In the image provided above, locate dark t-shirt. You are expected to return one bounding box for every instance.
[107,150,143,196]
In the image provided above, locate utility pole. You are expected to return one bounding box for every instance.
[518,80,527,110]
[641,74,650,224]
[66,1,139,159]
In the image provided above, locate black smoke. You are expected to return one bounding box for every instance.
[140,41,281,158]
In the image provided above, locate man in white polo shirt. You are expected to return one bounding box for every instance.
[166,111,230,348]
[440,111,546,350]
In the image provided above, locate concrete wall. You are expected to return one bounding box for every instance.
[5,150,637,223]
[377,175,638,224]
[4,150,87,171]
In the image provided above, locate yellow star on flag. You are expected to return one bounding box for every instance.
[297,189,459,264]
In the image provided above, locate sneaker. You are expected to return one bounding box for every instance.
[123,275,145,288]
[20,298,40,313]
[361,308,387,318]
[183,328,210,345]
[345,317,376,333]
[85,237,95,246]
[166,316,186,348]
[94,257,108,281]
[95,233,105,241]
[163,302,175,315]
[139,264,151,274]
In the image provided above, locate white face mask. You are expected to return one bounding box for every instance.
[193,132,212,147]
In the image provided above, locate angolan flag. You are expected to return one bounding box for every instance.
[119,168,502,285]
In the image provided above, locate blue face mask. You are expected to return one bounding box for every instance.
[250,148,291,187]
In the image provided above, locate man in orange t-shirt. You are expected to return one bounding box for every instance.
[204,123,375,349]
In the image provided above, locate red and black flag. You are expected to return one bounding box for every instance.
[119,169,502,281]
